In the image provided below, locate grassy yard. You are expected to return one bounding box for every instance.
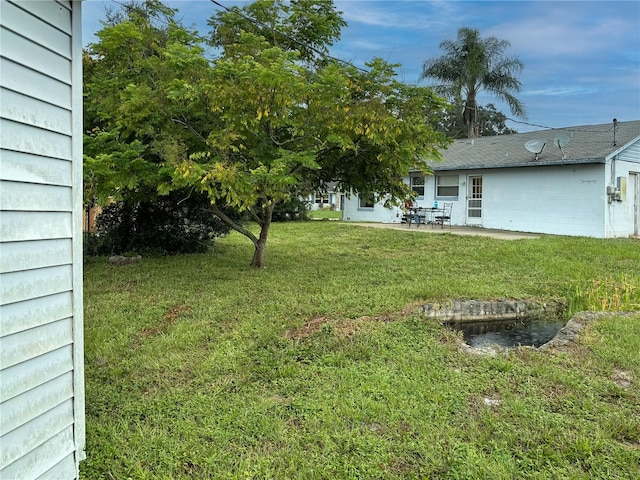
[308,209,343,220]
[81,222,640,479]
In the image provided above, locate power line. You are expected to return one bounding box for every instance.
[208,0,368,73]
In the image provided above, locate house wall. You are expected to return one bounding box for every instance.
[1,1,85,478]
[605,140,640,237]
[308,191,341,211]
[344,165,610,237]
[342,194,401,223]
[477,164,605,236]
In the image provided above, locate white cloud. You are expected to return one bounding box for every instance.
[523,86,599,97]
[335,0,454,31]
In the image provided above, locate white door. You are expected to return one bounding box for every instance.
[466,175,483,225]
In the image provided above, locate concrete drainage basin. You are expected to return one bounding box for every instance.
[420,300,566,350]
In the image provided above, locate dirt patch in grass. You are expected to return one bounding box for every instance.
[612,369,633,389]
[139,304,193,338]
[286,305,420,339]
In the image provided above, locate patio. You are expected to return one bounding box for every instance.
[347,222,541,240]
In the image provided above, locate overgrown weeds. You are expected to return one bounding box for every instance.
[568,273,640,314]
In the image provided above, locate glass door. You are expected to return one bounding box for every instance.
[466,175,483,225]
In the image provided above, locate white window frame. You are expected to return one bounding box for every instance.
[358,193,375,209]
[435,174,459,198]
[410,175,425,197]
[315,194,329,204]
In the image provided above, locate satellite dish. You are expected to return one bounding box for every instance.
[553,133,571,159]
[524,139,546,160]
[554,134,571,148]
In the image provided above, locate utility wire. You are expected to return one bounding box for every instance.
[111,0,619,135]
[208,0,368,72]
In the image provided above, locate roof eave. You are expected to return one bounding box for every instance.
[429,157,606,171]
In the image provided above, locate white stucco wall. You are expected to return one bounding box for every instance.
[344,164,616,237]
[477,164,606,237]
[342,194,402,223]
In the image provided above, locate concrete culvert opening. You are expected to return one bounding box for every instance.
[420,299,567,351]
[446,316,566,349]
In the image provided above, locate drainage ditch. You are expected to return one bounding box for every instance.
[446,317,566,349]
[419,299,567,351]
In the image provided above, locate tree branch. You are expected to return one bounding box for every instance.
[171,117,209,146]
[210,203,258,246]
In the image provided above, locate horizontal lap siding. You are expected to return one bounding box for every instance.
[2,88,72,136]
[0,211,73,242]
[0,58,72,109]
[1,1,83,478]
[1,372,74,436]
[0,150,72,186]
[0,293,73,337]
[0,346,74,404]
[0,426,75,480]
[0,239,73,274]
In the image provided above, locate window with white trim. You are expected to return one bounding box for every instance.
[435,175,459,197]
[410,175,425,197]
[314,194,329,204]
[359,193,375,209]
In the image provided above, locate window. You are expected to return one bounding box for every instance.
[359,193,375,209]
[436,175,459,197]
[315,194,329,204]
[410,175,425,197]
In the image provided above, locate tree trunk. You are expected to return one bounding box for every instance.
[467,121,475,140]
[249,204,274,268]
[464,96,477,139]
[209,202,273,268]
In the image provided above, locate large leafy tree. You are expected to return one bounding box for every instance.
[208,0,346,65]
[83,0,240,255]
[421,27,526,139]
[85,0,449,267]
[84,1,212,205]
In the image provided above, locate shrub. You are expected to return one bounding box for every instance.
[271,196,310,222]
[85,192,237,256]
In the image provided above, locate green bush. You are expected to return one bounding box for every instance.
[85,192,237,256]
[271,196,310,222]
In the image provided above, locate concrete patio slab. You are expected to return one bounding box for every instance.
[347,222,541,240]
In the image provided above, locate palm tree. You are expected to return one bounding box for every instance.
[421,27,526,139]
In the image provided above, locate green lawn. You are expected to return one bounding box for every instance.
[308,209,343,220]
[81,222,640,479]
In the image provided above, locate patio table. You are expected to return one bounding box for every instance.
[407,207,444,227]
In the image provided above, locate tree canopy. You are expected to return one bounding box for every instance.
[435,103,517,139]
[84,0,450,267]
[420,27,526,139]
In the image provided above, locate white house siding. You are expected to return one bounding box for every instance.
[1,2,85,479]
[605,140,640,237]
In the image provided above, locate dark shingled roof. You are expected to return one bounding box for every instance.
[428,120,640,171]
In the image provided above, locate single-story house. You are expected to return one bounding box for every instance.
[1,1,86,478]
[343,120,640,238]
[307,182,343,211]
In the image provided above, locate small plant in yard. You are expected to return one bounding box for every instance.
[81,223,640,479]
[568,273,640,314]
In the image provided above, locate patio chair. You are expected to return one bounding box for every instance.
[434,202,453,229]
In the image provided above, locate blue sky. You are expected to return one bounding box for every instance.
[83,0,640,133]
